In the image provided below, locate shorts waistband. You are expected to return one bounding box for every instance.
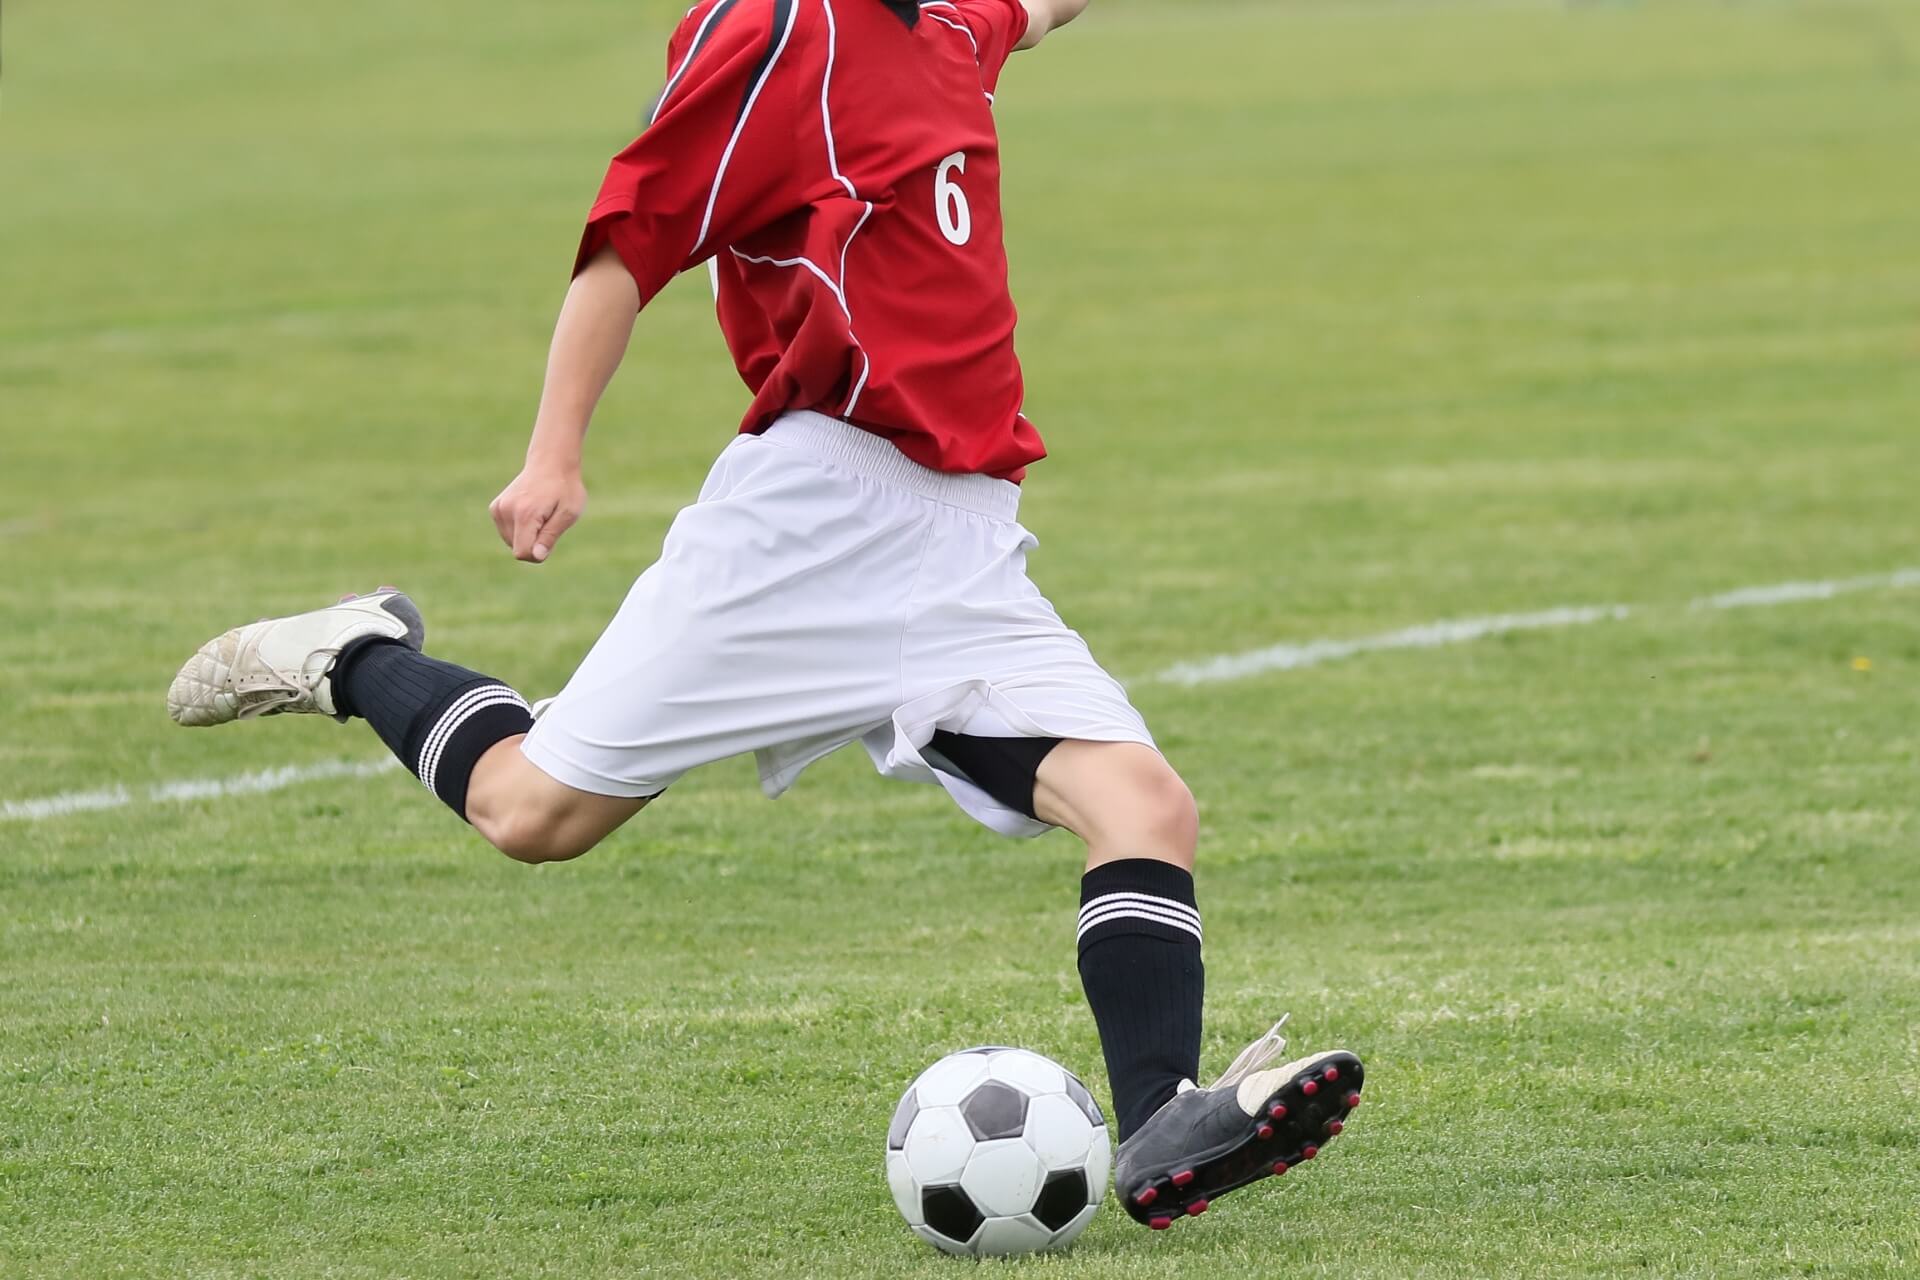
[759,411,1022,521]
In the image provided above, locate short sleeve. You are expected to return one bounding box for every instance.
[575,0,811,305]
[948,0,1030,93]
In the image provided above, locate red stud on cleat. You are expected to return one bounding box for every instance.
[1323,1066,1340,1082]
[1134,1187,1158,1207]
[1149,1216,1173,1231]
[1170,1170,1196,1188]
[1187,1200,1209,1216]
[1269,1102,1288,1120]
[1345,1092,1362,1109]
[1257,1123,1275,1140]
[1302,1144,1319,1160]
[1327,1119,1344,1135]
[1301,1079,1319,1097]
[1272,1160,1289,1175]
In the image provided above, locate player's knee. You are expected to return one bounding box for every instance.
[1085,749,1197,858]
[1133,759,1199,855]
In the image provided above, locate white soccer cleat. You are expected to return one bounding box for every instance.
[167,589,425,726]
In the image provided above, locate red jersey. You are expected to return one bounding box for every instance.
[578,0,1041,479]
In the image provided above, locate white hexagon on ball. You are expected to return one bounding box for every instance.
[973,1213,1055,1257]
[986,1047,1066,1097]
[910,1052,992,1107]
[961,1138,1045,1219]
[885,1151,922,1225]
[902,1105,973,1186]
[1084,1122,1112,1196]
[1023,1092,1096,1170]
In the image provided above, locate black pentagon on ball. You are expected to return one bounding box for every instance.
[957,1045,1018,1055]
[921,1184,984,1244]
[1033,1168,1091,1232]
[960,1080,1028,1141]
[887,1089,919,1151]
[1064,1070,1106,1127]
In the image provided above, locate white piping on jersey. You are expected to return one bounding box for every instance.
[695,0,802,253]
[723,1,875,417]
[728,247,849,312]
[843,351,873,418]
[819,0,857,201]
[820,0,875,418]
[920,0,993,100]
[654,0,735,125]
[919,10,980,58]
[837,200,875,416]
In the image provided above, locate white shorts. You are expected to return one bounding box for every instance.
[520,411,1154,837]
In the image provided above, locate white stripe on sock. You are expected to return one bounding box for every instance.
[420,689,527,795]
[420,692,526,796]
[1078,900,1203,933]
[417,686,527,796]
[1076,904,1204,944]
[1078,891,1201,929]
[416,686,504,791]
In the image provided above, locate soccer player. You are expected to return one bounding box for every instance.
[167,0,1362,1228]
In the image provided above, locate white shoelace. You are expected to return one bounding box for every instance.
[1209,1014,1291,1090]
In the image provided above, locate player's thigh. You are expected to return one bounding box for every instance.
[1032,740,1198,868]
[466,736,652,864]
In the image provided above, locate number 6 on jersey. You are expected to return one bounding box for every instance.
[935,151,972,246]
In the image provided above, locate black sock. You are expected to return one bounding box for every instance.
[1077,859,1204,1141]
[330,639,534,819]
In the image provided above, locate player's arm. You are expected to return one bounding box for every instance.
[489,246,639,564]
[489,4,809,566]
[1014,0,1091,49]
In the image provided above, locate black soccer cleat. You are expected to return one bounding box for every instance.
[1114,1020,1363,1229]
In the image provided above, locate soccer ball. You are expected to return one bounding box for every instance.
[885,1046,1110,1256]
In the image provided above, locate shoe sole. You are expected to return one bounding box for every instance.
[1121,1050,1364,1228]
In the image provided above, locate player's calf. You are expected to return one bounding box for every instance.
[464,741,650,863]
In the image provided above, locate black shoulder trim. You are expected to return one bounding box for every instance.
[739,0,798,122]
[650,0,743,126]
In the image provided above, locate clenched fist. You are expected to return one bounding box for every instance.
[489,461,588,564]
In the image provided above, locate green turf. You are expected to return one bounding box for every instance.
[4,0,1919,1274]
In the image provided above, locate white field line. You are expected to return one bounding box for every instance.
[1155,604,1630,686]
[4,568,1917,824]
[2,759,400,823]
[1152,566,1920,686]
[1691,567,1920,611]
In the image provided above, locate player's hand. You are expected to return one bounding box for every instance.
[489,461,588,564]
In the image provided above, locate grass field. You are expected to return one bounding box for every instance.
[4,0,1919,1275]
